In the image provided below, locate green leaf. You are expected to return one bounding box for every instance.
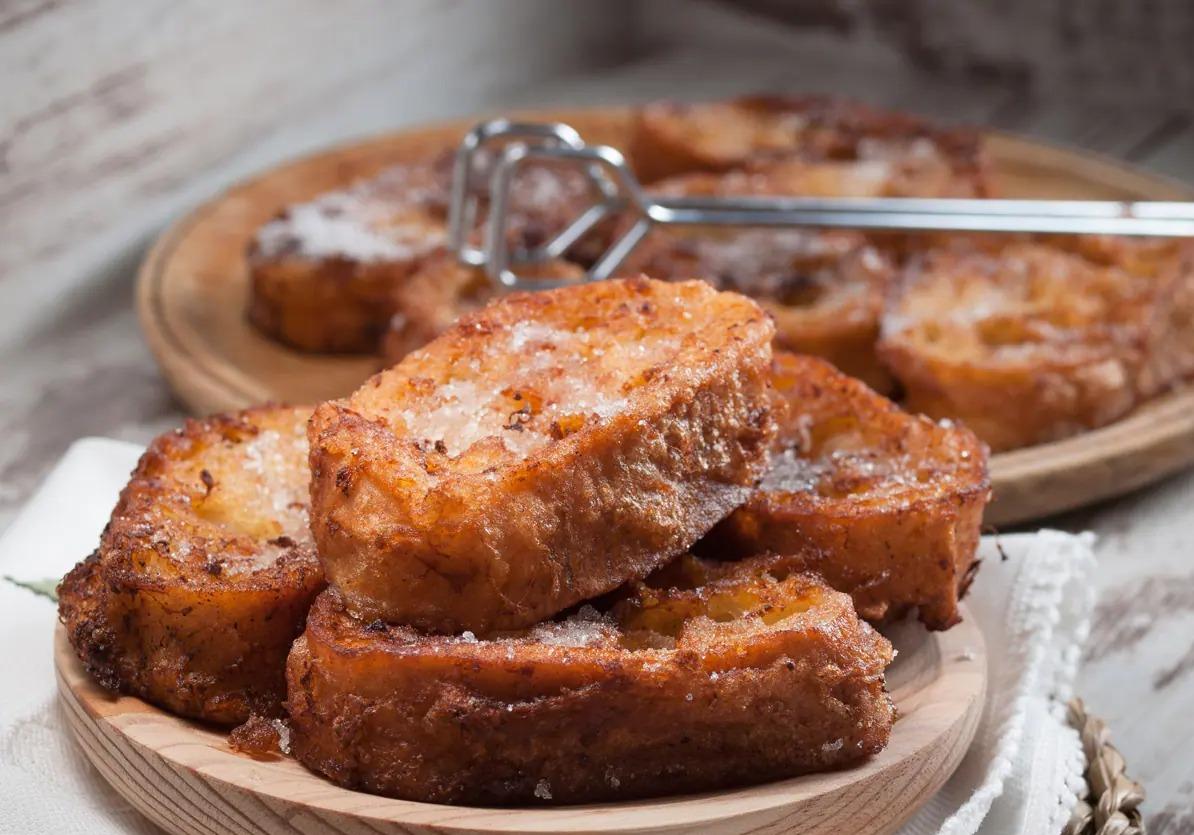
[4,575,59,602]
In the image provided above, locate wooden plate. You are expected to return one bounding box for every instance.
[55,614,986,835]
[135,107,1194,527]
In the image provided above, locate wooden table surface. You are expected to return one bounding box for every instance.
[2,2,1192,831]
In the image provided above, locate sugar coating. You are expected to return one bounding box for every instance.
[858,136,947,167]
[184,420,312,574]
[509,165,583,213]
[527,605,615,648]
[253,163,448,263]
[397,318,683,460]
[652,229,879,306]
[272,719,292,755]
[236,428,311,540]
[760,447,832,494]
[254,155,589,264]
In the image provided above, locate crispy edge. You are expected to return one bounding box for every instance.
[704,354,990,630]
[57,407,325,725]
[285,573,893,805]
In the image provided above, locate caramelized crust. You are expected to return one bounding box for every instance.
[309,277,776,633]
[58,407,324,725]
[630,95,991,193]
[380,251,584,365]
[620,221,895,392]
[878,236,1194,451]
[286,558,894,805]
[703,353,989,630]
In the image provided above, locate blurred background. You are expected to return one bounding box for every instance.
[3,3,1193,826]
[4,1,1194,488]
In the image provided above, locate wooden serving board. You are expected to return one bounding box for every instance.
[135,107,1194,528]
[56,614,986,835]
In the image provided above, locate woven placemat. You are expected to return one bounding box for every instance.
[1063,699,1146,835]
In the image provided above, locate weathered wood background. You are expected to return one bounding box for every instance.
[2,1,1192,831]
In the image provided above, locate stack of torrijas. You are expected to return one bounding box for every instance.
[59,94,1008,806]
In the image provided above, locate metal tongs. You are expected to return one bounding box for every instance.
[448,119,1194,291]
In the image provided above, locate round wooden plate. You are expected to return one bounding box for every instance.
[56,614,986,835]
[135,107,1194,527]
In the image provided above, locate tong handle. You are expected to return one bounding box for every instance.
[450,119,1194,291]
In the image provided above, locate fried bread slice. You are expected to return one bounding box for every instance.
[58,406,323,725]
[248,152,599,353]
[380,251,584,365]
[309,277,776,633]
[248,158,450,353]
[629,95,991,193]
[877,236,1194,451]
[286,555,894,805]
[703,353,989,630]
[620,225,896,392]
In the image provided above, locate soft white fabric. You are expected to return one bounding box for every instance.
[0,439,1096,835]
[898,529,1095,835]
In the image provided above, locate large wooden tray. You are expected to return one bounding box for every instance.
[55,613,986,835]
[135,107,1194,527]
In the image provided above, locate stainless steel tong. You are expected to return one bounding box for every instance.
[448,119,1194,291]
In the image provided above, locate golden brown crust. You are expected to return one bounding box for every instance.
[309,277,777,634]
[877,236,1194,451]
[380,251,584,365]
[702,353,990,630]
[58,406,324,725]
[286,558,894,805]
[629,95,992,194]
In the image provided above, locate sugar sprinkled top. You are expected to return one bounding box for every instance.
[238,428,311,535]
[188,421,312,574]
[397,315,685,461]
[253,163,448,262]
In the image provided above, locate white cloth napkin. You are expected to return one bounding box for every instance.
[0,439,1096,835]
